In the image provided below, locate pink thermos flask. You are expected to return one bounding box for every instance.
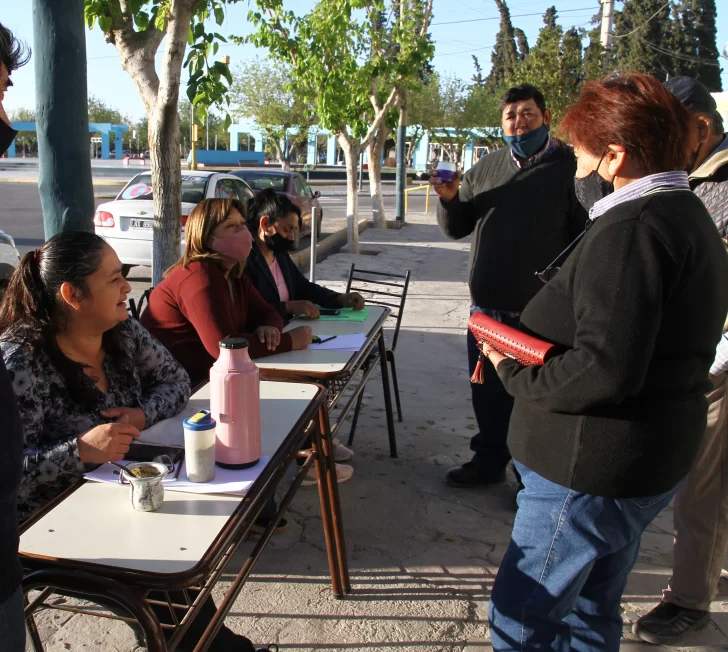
[209,338,261,469]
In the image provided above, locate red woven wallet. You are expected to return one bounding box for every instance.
[467,312,555,381]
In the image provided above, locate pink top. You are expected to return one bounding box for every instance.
[268,257,290,303]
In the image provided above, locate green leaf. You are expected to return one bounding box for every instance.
[214,5,225,25]
[134,11,150,31]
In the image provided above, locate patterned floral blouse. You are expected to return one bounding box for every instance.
[1,318,191,521]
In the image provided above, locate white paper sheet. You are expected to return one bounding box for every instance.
[309,333,367,351]
[139,404,201,447]
[84,456,270,496]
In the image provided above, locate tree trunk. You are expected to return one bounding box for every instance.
[273,143,289,169]
[367,127,388,228]
[144,0,194,285]
[33,0,95,237]
[149,104,182,285]
[338,133,360,254]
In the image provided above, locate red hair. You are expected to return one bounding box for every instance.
[558,72,691,174]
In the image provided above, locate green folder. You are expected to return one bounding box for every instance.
[303,307,371,322]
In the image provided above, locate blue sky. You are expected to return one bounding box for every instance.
[3,0,727,122]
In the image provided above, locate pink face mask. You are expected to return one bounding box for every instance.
[210,227,253,261]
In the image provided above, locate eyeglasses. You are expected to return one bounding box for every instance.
[535,220,593,285]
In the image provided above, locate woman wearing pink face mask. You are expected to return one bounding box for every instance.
[141,198,312,386]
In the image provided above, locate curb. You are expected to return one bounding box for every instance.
[0,177,127,186]
[290,218,369,271]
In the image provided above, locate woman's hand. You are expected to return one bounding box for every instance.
[287,300,320,319]
[100,406,146,431]
[289,326,313,351]
[77,417,140,464]
[339,292,365,310]
[255,325,282,351]
[481,342,507,369]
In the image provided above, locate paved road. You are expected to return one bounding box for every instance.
[0,181,433,259]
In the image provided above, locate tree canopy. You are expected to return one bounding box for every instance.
[229,58,315,167]
[614,0,723,90]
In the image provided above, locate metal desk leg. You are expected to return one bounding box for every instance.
[24,591,44,652]
[318,404,351,594]
[377,331,398,458]
[23,570,167,652]
[311,413,345,598]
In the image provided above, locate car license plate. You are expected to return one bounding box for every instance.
[130,218,153,229]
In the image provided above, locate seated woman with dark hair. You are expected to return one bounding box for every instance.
[0,231,276,652]
[244,189,363,474]
[0,231,191,521]
[245,188,365,321]
[140,197,312,387]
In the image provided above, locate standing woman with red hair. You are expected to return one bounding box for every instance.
[482,73,728,651]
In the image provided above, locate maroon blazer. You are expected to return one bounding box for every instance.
[141,260,292,385]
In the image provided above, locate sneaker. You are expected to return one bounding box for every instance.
[249,517,288,536]
[332,438,354,462]
[301,463,354,487]
[445,461,506,488]
[633,601,711,644]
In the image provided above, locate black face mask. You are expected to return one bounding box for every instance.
[264,232,296,253]
[574,170,614,213]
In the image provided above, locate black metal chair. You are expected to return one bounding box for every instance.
[128,287,153,321]
[345,264,410,446]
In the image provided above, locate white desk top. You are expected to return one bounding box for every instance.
[20,381,319,575]
[256,305,387,375]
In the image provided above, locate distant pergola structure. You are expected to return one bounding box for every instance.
[7,122,129,159]
[228,120,503,170]
[422,127,503,171]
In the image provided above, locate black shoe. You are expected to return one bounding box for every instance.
[445,461,506,488]
[257,647,279,652]
[633,601,711,644]
[250,517,288,536]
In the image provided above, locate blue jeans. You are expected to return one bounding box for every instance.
[0,587,26,652]
[467,308,520,475]
[489,462,680,652]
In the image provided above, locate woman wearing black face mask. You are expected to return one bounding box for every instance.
[479,73,728,652]
[245,188,364,322]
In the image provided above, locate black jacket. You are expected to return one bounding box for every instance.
[499,190,728,498]
[0,356,23,603]
[245,242,342,320]
[437,141,587,312]
[0,119,22,603]
[0,119,17,157]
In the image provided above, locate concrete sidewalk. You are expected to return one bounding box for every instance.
[30,212,728,651]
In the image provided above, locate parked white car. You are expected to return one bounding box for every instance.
[93,171,255,275]
[0,230,21,284]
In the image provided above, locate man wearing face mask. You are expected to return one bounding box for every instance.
[431,84,587,490]
[634,77,728,645]
[245,188,365,322]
